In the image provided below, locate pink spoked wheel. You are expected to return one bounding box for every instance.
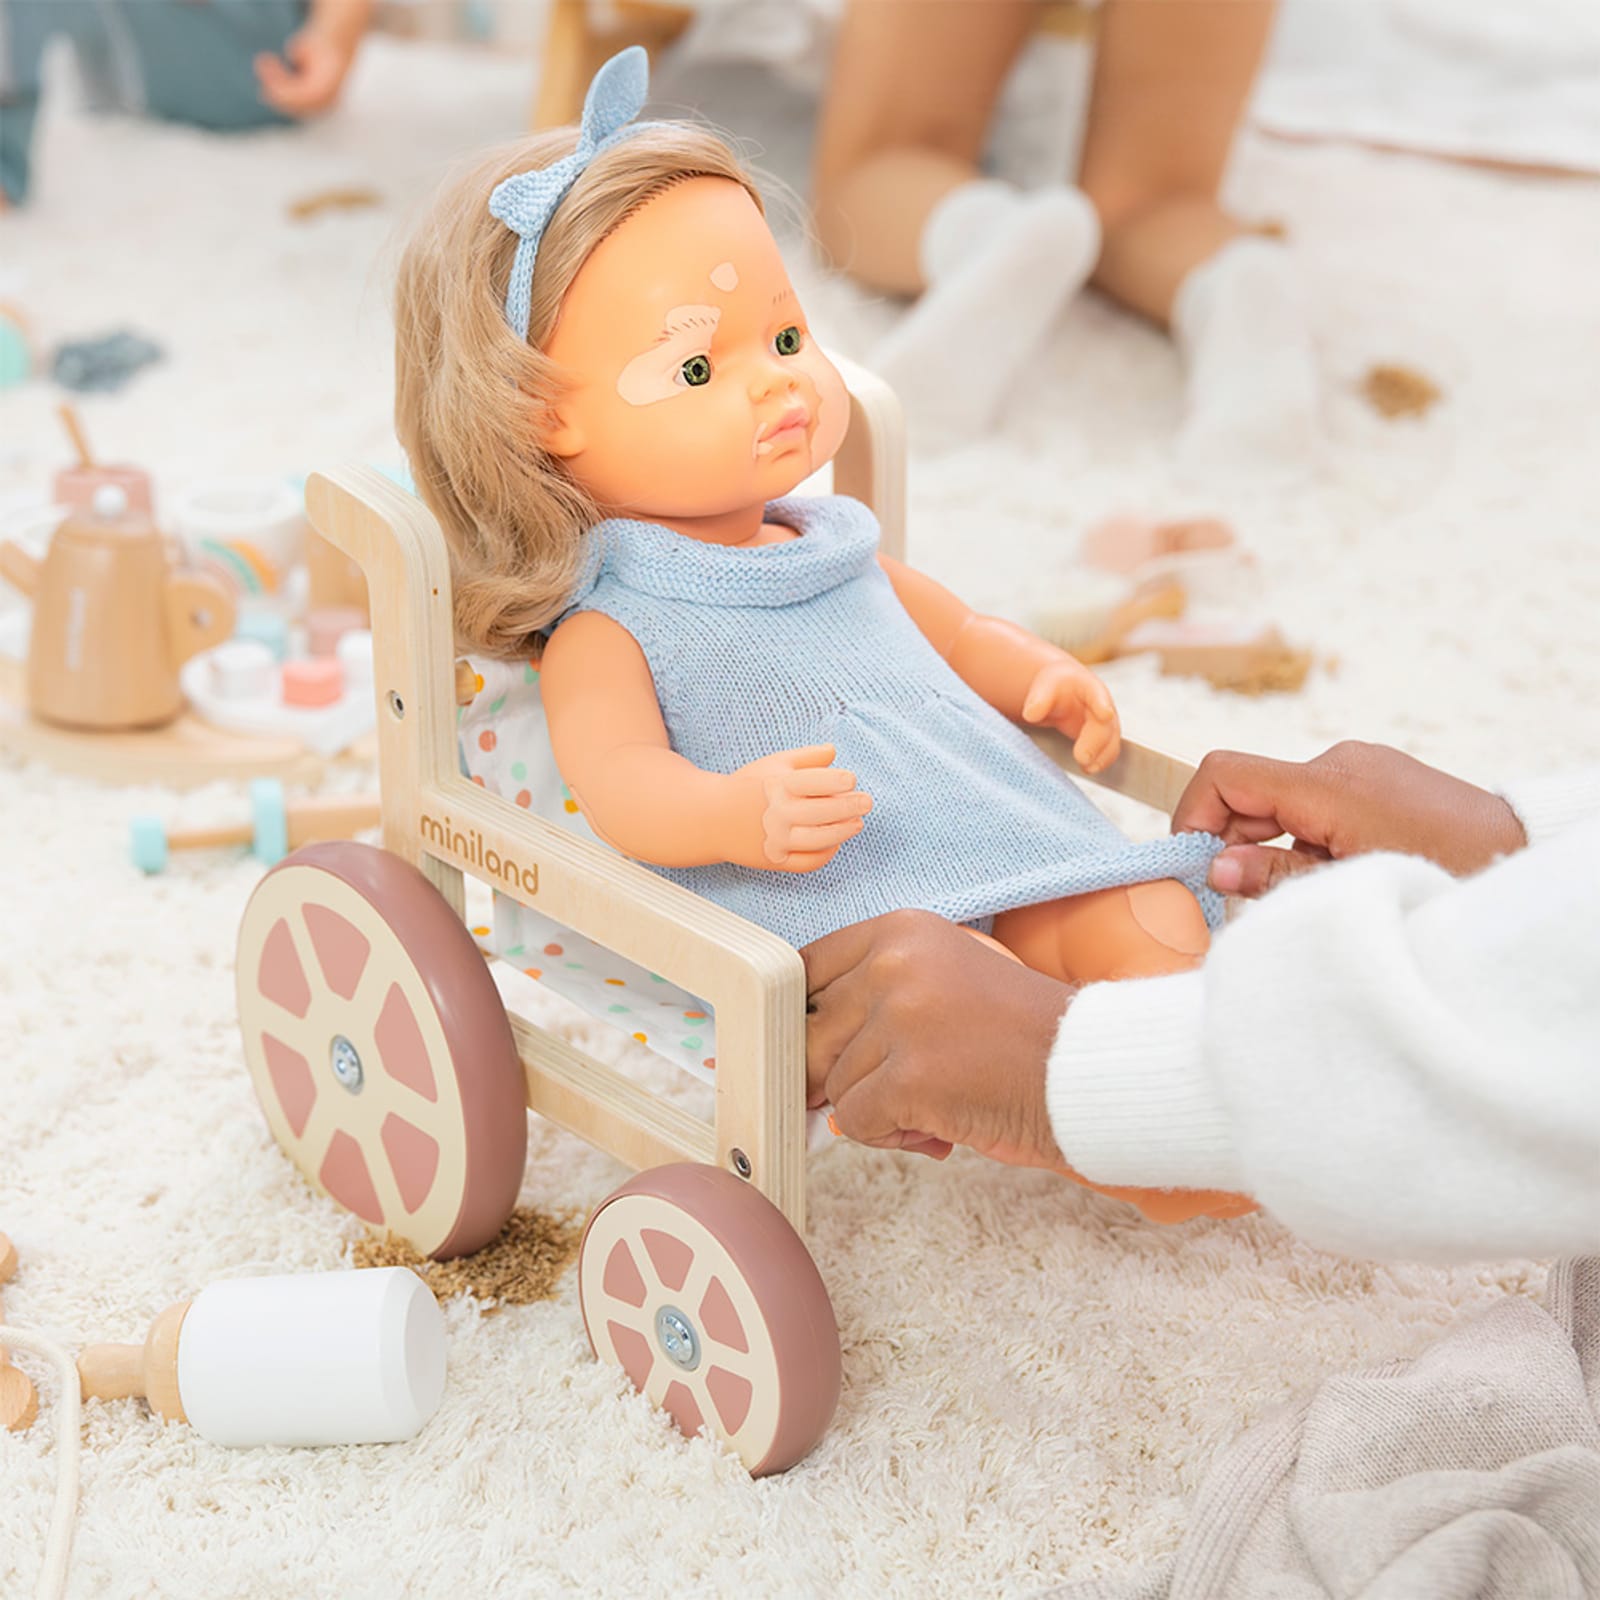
[236,841,527,1259]
[580,1164,840,1475]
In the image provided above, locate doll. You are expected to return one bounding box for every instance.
[395,50,1250,1223]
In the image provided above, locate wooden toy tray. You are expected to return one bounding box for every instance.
[0,656,375,788]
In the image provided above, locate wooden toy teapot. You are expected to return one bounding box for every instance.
[0,482,235,730]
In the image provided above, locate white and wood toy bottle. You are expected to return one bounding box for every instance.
[78,1267,446,1446]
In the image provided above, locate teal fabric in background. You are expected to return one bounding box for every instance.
[1,0,307,200]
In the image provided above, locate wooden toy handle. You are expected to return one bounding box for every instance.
[0,540,40,599]
[1074,580,1187,666]
[164,572,238,668]
[162,793,380,858]
[286,793,384,847]
[78,1300,190,1422]
[77,1342,147,1401]
[166,820,256,853]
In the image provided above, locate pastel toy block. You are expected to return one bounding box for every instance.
[234,610,292,662]
[282,658,343,708]
[306,606,368,658]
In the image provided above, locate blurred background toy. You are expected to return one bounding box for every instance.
[178,623,375,755]
[172,476,308,610]
[0,1232,40,1432]
[1037,511,1314,694]
[48,404,155,517]
[130,776,381,873]
[0,409,378,781]
[50,329,165,395]
[0,295,36,389]
[0,479,235,730]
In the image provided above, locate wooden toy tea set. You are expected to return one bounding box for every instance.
[0,409,377,786]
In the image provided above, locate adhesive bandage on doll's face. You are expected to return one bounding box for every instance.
[710,262,739,292]
[616,305,723,406]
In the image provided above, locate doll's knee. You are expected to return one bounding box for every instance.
[1124,879,1210,961]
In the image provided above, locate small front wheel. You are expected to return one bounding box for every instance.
[579,1164,840,1475]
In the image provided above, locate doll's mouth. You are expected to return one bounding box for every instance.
[756,406,811,450]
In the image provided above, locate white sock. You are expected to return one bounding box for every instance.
[870,180,1101,438]
[1171,236,1321,480]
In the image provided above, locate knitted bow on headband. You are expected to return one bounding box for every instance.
[490,46,651,340]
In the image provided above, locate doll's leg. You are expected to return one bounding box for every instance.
[1076,0,1318,471]
[992,883,1259,1222]
[813,0,1100,434]
[991,879,1210,983]
[963,924,1023,964]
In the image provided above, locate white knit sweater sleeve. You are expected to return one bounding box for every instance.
[1046,769,1600,1261]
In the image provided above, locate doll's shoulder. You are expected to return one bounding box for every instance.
[545,604,642,657]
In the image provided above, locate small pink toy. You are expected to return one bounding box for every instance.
[281,658,342,708]
[306,606,367,658]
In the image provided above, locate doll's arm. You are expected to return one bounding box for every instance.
[541,612,872,870]
[879,555,1122,771]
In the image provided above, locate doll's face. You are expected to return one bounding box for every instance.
[540,177,849,529]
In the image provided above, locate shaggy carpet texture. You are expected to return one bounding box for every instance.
[2,32,1598,1600]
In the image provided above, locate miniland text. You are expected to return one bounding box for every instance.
[420,813,539,895]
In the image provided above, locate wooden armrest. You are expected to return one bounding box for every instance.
[1031,729,1196,818]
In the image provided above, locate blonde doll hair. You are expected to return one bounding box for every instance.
[395,125,763,658]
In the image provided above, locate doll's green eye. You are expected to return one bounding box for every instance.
[774,325,803,356]
[679,354,712,387]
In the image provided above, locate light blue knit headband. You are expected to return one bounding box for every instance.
[489,47,652,341]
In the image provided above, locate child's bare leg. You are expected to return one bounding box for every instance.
[812,0,1036,290]
[992,882,1257,1221]
[1077,0,1316,472]
[813,0,1100,434]
[1078,0,1277,323]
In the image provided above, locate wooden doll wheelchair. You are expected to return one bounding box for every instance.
[233,361,1195,1475]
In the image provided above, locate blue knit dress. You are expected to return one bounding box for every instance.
[557,495,1223,948]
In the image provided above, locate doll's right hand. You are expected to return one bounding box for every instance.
[741,745,873,872]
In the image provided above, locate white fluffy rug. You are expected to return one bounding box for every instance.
[3,34,1600,1600]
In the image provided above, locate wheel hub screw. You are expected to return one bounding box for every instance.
[655,1305,701,1371]
[330,1034,364,1094]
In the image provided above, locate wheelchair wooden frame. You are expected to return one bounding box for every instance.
[304,357,1193,1238]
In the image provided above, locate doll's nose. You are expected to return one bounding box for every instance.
[751,358,800,401]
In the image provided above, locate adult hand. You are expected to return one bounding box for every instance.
[803,911,1071,1167]
[255,20,362,118]
[1173,741,1527,898]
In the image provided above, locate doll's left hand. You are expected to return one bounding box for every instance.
[1020,662,1122,773]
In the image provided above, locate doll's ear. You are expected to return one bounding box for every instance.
[536,407,586,460]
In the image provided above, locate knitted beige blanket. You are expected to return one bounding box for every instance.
[1052,1257,1600,1598]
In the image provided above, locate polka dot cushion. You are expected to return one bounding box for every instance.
[458,653,721,1079]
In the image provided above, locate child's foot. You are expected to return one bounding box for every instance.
[1172,237,1323,483]
[871,181,1101,441]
